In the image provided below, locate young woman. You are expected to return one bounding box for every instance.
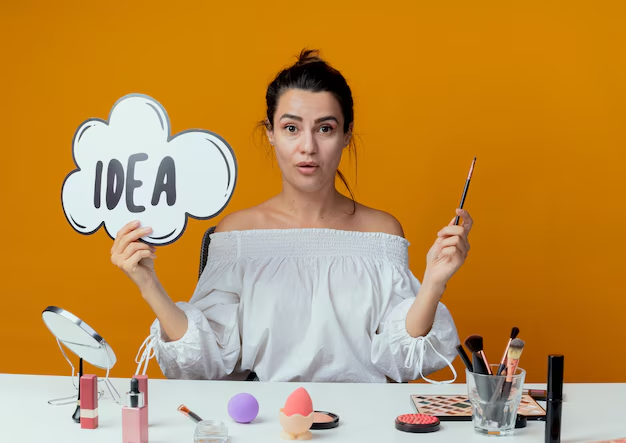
[111,49,473,383]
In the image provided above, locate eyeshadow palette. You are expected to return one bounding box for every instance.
[410,394,546,422]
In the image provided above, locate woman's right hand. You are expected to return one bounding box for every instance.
[110,220,158,291]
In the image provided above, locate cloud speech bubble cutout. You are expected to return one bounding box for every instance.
[61,93,237,245]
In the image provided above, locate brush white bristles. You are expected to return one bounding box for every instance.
[507,338,525,361]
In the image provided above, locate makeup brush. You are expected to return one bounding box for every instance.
[464,335,491,375]
[455,344,474,373]
[500,338,525,401]
[178,404,204,424]
[454,157,476,225]
[496,327,520,376]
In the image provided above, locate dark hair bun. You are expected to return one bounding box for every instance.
[294,48,323,67]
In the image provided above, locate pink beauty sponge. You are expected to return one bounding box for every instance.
[282,387,313,417]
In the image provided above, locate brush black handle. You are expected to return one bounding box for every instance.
[455,181,471,225]
[454,158,476,225]
[456,345,474,372]
[494,375,514,425]
[472,353,493,404]
[496,363,506,376]
[472,353,489,375]
[189,411,203,423]
[500,381,512,400]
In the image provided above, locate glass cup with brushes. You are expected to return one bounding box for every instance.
[458,329,526,436]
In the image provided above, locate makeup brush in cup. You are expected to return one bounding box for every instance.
[499,338,525,401]
[465,335,492,375]
[456,344,474,372]
[496,327,520,376]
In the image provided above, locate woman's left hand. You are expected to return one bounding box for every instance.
[423,208,473,288]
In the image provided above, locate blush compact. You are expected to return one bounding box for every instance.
[395,413,440,433]
[311,411,339,430]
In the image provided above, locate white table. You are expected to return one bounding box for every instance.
[0,374,623,442]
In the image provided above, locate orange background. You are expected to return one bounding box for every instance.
[1,1,625,383]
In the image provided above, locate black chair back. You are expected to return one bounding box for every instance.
[198,226,216,280]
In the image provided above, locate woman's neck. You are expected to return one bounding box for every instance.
[276,183,347,223]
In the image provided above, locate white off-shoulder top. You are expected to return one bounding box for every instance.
[147,229,460,383]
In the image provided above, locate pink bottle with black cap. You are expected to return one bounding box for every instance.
[122,378,148,443]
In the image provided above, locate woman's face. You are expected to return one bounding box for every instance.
[267,88,352,194]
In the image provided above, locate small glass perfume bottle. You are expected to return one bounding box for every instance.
[194,420,228,443]
[122,378,148,443]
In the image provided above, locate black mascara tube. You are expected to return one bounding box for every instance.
[545,354,564,443]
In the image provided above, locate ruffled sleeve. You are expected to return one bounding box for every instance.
[148,236,245,380]
[370,268,460,383]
